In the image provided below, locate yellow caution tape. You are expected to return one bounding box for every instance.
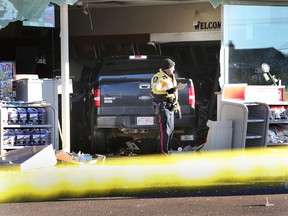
[0,147,287,202]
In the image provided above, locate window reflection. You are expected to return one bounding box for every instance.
[224,4,288,87]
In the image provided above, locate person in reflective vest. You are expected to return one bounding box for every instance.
[151,58,181,154]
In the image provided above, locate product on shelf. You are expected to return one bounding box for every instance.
[40,129,50,145]
[17,108,27,125]
[38,108,47,124]
[7,107,49,126]
[14,129,24,146]
[268,124,288,144]
[0,61,15,101]
[269,106,288,120]
[3,129,15,146]
[1,104,56,154]
[27,107,39,125]
[31,129,41,145]
[0,62,14,79]
[7,107,18,125]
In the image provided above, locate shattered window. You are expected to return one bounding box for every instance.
[0,0,77,29]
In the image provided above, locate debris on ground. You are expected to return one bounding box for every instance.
[0,145,106,171]
[55,150,106,165]
[55,150,79,164]
[0,144,57,171]
[125,140,140,151]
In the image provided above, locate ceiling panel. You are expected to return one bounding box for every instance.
[74,0,208,8]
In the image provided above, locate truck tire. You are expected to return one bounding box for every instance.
[91,129,107,154]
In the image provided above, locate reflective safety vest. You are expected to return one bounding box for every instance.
[151,69,180,111]
[151,69,177,96]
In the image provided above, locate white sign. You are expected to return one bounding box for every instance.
[137,117,154,125]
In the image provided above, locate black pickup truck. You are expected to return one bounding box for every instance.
[84,55,196,154]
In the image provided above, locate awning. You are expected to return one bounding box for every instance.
[0,0,77,29]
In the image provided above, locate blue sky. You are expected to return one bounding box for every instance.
[225,5,288,54]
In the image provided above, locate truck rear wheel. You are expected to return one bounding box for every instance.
[91,129,107,154]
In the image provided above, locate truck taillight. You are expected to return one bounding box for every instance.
[129,55,147,59]
[188,87,195,106]
[94,88,101,107]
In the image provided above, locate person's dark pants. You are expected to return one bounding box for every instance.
[157,108,174,154]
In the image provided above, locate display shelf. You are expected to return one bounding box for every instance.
[219,101,269,149]
[0,102,59,154]
[269,119,288,124]
[246,134,263,139]
[246,139,266,148]
[265,103,288,146]
[3,146,24,150]
[2,124,54,128]
[219,84,288,149]
[266,142,288,146]
[247,118,265,123]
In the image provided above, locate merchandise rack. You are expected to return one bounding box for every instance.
[219,101,270,149]
[0,102,58,154]
[218,84,288,149]
[267,103,288,146]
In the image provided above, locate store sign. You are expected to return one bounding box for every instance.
[194,21,221,30]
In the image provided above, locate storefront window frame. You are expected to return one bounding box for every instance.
[221,0,288,89]
[224,0,288,6]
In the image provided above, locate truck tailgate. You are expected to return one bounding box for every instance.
[99,79,154,116]
[98,78,193,116]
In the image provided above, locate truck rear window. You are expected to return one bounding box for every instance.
[99,59,162,80]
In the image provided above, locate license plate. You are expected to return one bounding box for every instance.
[137,117,154,125]
[180,135,194,141]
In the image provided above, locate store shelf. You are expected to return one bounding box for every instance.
[219,84,288,149]
[246,133,263,139]
[2,124,54,128]
[269,119,288,124]
[265,103,288,146]
[247,118,265,123]
[219,101,269,149]
[0,103,59,154]
[2,146,25,150]
[267,142,288,146]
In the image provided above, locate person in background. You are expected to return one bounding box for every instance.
[151,58,182,154]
